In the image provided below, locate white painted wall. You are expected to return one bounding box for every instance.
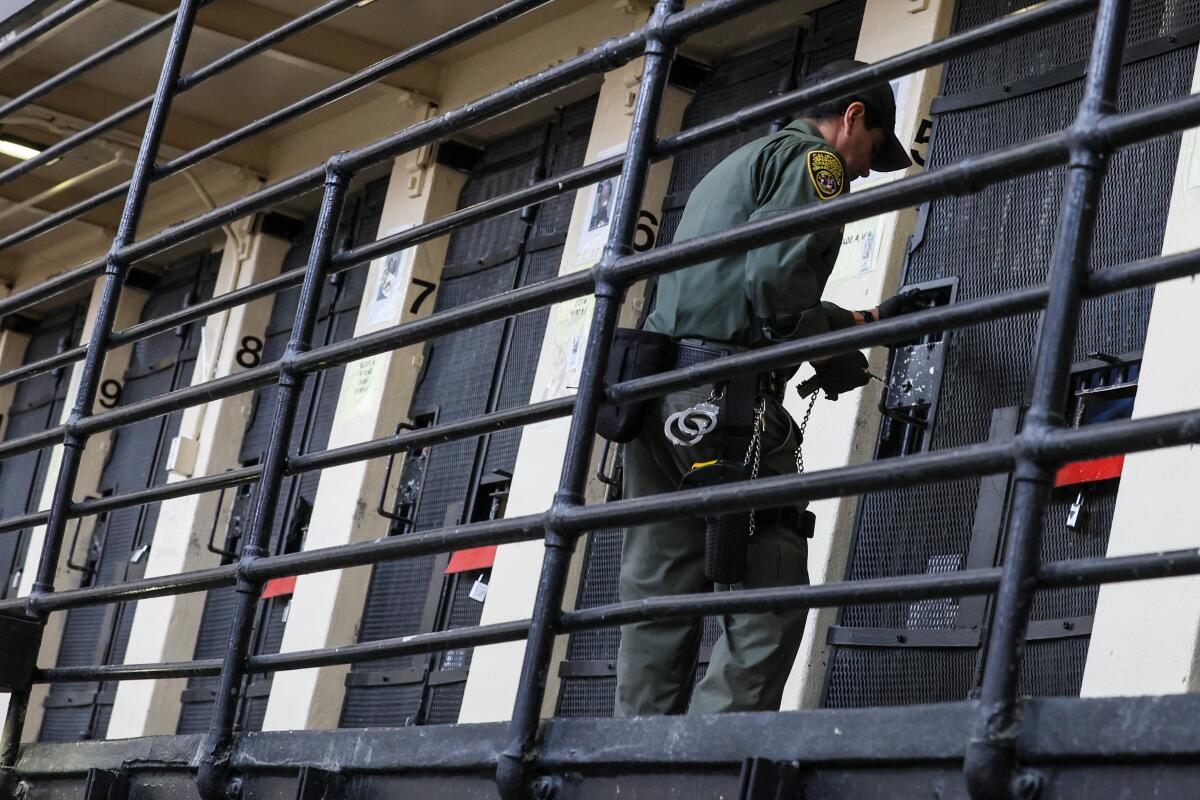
[1080,49,1200,698]
[261,119,467,731]
[457,55,690,723]
[782,0,955,709]
[105,217,291,739]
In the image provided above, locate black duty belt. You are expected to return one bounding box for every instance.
[672,338,786,402]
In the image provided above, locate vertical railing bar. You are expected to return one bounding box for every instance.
[962,1,1131,798]
[494,1,682,797]
[0,0,203,789]
[193,156,352,800]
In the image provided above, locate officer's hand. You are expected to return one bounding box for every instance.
[811,351,870,400]
[876,287,937,320]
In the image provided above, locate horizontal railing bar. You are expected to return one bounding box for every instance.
[245,513,546,582]
[16,564,238,614]
[33,620,533,683]
[0,0,105,62]
[75,362,279,437]
[0,183,127,252]
[288,396,577,473]
[0,8,177,125]
[0,345,86,390]
[176,0,364,93]
[657,0,1096,158]
[1,0,799,274]
[10,396,1200,617]
[0,260,105,319]
[70,466,260,518]
[33,534,1200,684]
[0,0,393,198]
[248,619,531,672]
[157,0,562,181]
[558,542,1200,632]
[0,0,1094,330]
[0,103,146,190]
[36,658,223,682]
[347,0,1095,267]
[0,397,574,536]
[0,239,1193,540]
[0,425,64,462]
[0,240,1194,537]
[0,0,561,257]
[0,516,545,615]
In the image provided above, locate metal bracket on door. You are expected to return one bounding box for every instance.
[64,495,102,581]
[205,484,237,560]
[378,422,418,526]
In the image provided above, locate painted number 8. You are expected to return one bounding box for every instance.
[236,335,264,369]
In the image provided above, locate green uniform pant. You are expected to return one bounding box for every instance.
[614,382,810,717]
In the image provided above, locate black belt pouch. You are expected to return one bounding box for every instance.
[596,327,672,443]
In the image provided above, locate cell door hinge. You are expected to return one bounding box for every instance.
[295,766,346,800]
[83,767,128,800]
[738,757,801,800]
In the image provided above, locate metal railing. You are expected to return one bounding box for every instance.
[0,0,1194,798]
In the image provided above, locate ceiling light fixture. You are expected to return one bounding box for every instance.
[0,138,41,161]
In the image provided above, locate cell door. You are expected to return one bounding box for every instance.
[176,180,388,735]
[40,250,220,742]
[555,0,866,718]
[822,0,1200,708]
[0,303,85,600]
[340,97,595,729]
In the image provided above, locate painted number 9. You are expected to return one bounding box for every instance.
[97,379,122,409]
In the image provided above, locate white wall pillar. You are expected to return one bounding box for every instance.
[105,217,291,738]
[261,112,468,731]
[18,278,149,742]
[457,52,690,724]
[785,0,954,709]
[1080,52,1200,698]
[0,283,29,728]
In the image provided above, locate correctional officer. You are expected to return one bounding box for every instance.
[615,61,928,717]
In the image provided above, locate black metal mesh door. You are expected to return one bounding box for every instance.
[340,97,595,729]
[39,250,220,742]
[555,0,866,718]
[0,303,84,601]
[823,0,1200,709]
[176,180,387,735]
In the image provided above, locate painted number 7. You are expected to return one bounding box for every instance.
[409,278,437,314]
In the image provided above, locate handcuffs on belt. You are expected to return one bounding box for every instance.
[663,387,722,446]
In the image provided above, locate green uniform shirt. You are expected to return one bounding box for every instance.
[644,120,856,348]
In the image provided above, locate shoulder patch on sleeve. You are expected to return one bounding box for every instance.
[807,149,844,200]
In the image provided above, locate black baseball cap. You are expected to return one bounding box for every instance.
[801,60,912,173]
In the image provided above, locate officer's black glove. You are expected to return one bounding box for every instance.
[876,287,937,320]
[801,351,869,400]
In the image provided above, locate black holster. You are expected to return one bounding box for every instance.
[596,327,672,443]
[673,346,760,585]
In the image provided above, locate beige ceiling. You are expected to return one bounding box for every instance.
[0,0,833,268]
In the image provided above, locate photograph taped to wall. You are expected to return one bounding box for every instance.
[365,225,416,328]
[574,144,625,265]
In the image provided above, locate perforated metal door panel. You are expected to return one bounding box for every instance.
[342,98,595,729]
[176,179,386,735]
[39,251,219,742]
[555,0,865,719]
[823,0,1198,709]
[0,304,83,601]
